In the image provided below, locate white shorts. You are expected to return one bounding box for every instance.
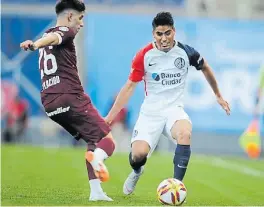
[131,106,191,157]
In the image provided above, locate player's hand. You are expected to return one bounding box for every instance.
[217,96,230,115]
[20,40,37,51]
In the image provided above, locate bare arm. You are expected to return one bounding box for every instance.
[201,60,222,98]
[201,60,230,115]
[20,33,60,51]
[105,80,138,124]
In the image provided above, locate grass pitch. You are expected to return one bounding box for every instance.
[1,144,264,206]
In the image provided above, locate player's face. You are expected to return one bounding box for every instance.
[153,26,175,52]
[68,11,84,34]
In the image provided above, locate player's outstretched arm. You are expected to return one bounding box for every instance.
[201,60,231,115]
[105,80,138,124]
[20,33,60,51]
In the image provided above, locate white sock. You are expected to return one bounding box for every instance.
[94,148,108,161]
[89,179,103,193]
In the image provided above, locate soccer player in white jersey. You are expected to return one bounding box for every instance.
[105,12,231,195]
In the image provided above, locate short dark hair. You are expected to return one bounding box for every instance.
[55,0,86,15]
[152,12,174,29]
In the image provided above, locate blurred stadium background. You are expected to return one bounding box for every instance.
[2,0,263,156]
[2,0,264,205]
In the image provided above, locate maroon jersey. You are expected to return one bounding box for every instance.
[39,26,84,97]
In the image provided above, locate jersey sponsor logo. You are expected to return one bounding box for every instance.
[152,73,160,81]
[174,57,185,69]
[46,106,70,117]
[59,26,69,32]
[152,72,182,85]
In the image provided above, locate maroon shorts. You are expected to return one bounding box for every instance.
[41,93,111,147]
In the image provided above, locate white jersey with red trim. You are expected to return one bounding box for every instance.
[129,42,204,114]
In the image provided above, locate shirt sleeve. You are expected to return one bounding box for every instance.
[129,49,145,82]
[182,44,204,70]
[189,47,204,70]
[53,26,75,45]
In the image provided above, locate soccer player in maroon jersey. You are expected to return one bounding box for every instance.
[20,0,115,201]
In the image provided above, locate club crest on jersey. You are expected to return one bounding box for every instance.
[174,57,185,69]
[59,26,69,32]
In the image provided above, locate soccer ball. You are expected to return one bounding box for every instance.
[157,178,187,206]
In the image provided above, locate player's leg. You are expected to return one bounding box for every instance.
[46,117,108,200]
[45,93,114,201]
[165,107,192,181]
[91,132,115,162]
[123,140,149,195]
[53,120,113,201]
[171,120,192,181]
[123,113,165,195]
[85,141,114,201]
[70,97,115,201]
[129,140,149,173]
[61,123,112,201]
[64,93,114,182]
[85,132,115,182]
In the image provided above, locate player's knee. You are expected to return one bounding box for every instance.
[131,140,150,158]
[176,130,191,145]
[132,152,148,163]
[129,152,147,170]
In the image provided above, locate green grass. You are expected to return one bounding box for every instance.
[1,144,264,206]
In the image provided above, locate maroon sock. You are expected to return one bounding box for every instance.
[96,137,115,157]
[86,159,97,180]
[86,144,97,180]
